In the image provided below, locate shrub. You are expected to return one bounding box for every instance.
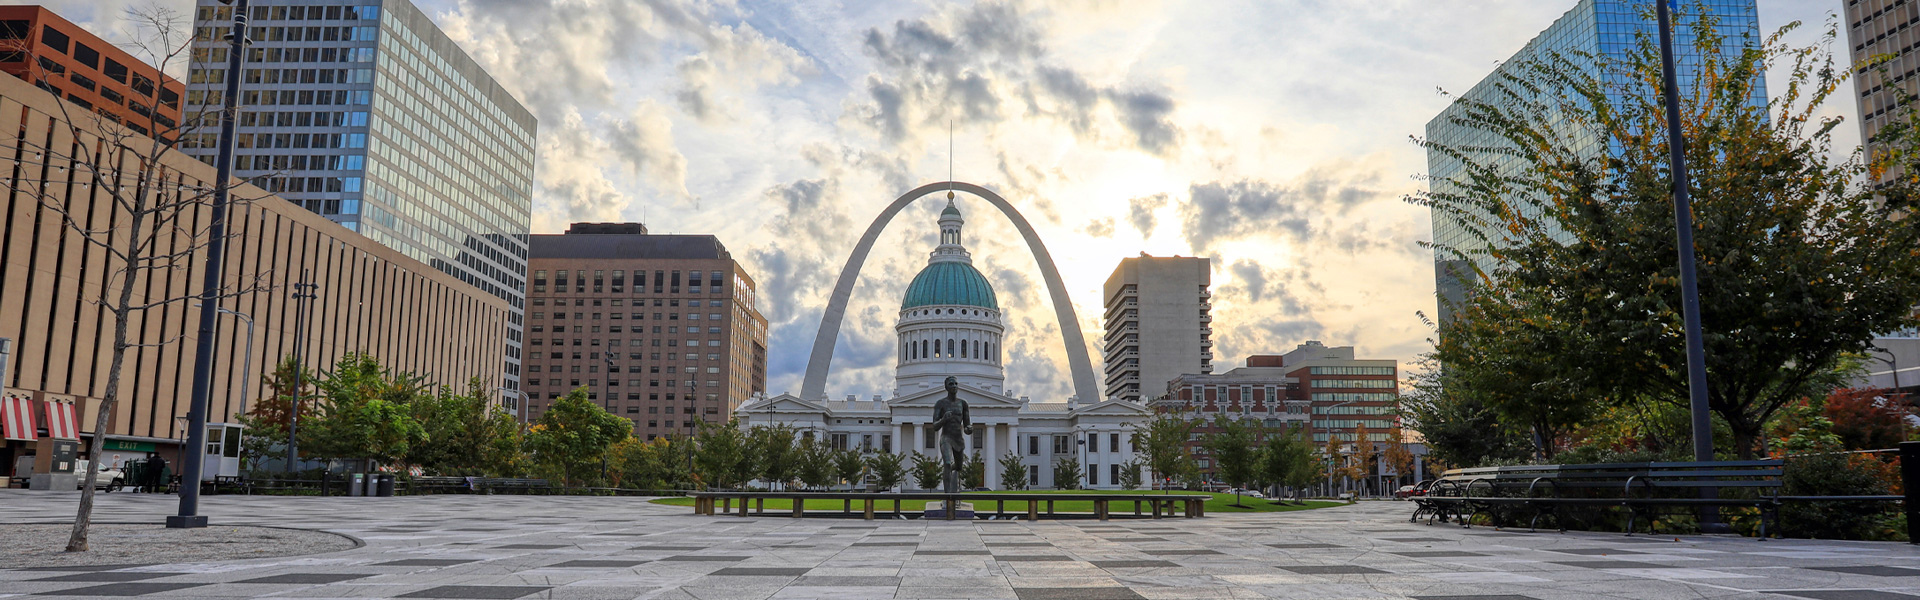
[1779,453,1899,540]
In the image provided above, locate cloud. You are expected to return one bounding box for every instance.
[1177,165,1385,254]
[1082,217,1115,238]
[1127,193,1168,238]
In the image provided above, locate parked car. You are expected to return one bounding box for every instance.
[1394,480,1433,499]
[72,459,125,492]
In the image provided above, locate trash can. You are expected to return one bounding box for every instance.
[347,473,365,497]
[375,473,395,497]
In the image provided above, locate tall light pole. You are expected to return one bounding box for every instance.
[286,273,317,474]
[1656,0,1714,463]
[1316,400,1356,497]
[171,0,249,529]
[197,305,255,412]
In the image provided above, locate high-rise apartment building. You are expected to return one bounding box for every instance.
[524,224,768,438]
[1847,0,1920,182]
[182,0,535,394]
[1425,0,1763,321]
[0,6,185,139]
[1102,255,1212,402]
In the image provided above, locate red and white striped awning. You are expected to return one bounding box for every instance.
[1,395,34,441]
[44,399,78,440]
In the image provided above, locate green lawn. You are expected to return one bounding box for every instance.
[650,491,1344,514]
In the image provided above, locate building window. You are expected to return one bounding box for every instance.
[1029,465,1039,486]
[1029,436,1039,455]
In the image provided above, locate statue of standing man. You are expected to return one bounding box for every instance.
[927,376,972,494]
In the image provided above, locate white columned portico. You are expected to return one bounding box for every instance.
[984,422,998,489]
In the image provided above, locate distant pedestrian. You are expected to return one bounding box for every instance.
[142,452,167,493]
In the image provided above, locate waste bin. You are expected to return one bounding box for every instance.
[347,473,365,497]
[375,473,394,497]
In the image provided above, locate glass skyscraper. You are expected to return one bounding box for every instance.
[183,0,535,393]
[1425,0,1763,322]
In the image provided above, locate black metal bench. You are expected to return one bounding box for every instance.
[477,477,552,494]
[1416,460,1785,537]
[410,476,476,494]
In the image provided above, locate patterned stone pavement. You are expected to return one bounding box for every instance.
[2,490,1919,599]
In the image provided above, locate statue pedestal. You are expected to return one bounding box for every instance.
[923,500,974,520]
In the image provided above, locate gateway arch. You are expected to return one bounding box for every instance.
[800,181,1101,404]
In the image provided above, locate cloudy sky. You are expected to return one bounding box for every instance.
[44,0,1853,401]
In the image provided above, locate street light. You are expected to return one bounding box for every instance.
[195,304,255,412]
[1316,400,1356,498]
[172,0,251,530]
[286,274,318,475]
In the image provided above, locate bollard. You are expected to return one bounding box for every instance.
[1902,441,1919,545]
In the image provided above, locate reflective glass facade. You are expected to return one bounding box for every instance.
[184,0,535,392]
[1425,0,1763,321]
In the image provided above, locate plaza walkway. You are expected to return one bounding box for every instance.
[2,490,1917,599]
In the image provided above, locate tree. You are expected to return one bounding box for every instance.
[834,450,866,489]
[523,387,630,486]
[235,356,314,472]
[406,379,522,476]
[747,425,798,490]
[1118,459,1143,490]
[1351,423,1380,496]
[1201,414,1261,506]
[1382,424,1417,487]
[910,452,943,491]
[997,451,1027,490]
[794,437,835,490]
[1398,357,1531,468]
[299,354,429,467]
[39,6,270,552]
[1051,456,1082,490]
[962,453,985,489]
[1132,412,1198,491]
[1823,388,1913,451]
[610,437,678,489]
[1258,426,1313,498]
[1412,15,1920,459]
[692,419,753,490]
[866,451,906,491]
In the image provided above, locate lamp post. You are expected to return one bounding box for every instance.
[1870,346,1903,393]
[196,305,255,412]
[172,0,250,530]
[1316,400,1356,498]
[286,273,317,475]
[1655,0,1715,462]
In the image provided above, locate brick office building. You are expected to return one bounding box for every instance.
[0,5,184,140]
[524,224,767,438]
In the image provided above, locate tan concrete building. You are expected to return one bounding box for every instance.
[0,74,511,481]
[524,223,767,439]
[1847,0,1920,183]
[1102,254,1212,402]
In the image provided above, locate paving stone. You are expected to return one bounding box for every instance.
[1091,561,1179,568]
[659,556,750,562]
[31,571,186,582]
[547,560,650,568]
[1546,548,1641,556]
[711,567,812,576]
[379,559,480,566]
[1805,566,1920,577]
[1770,592,1920,600]
[28,582,207,596]
[993,555,1078,561]
[492,543,568,549]
[397,585,555,598]
[1389,551,1485,558]
[1549,561,1682,569]
[1278,565,1388,575]
[1013,587,1144,599]
[916,550,992,556]
[18,564,154,572]
[1143,550,1221,555]
[1380,537,1453,543]
[1265,543,1339,549]
[231,573,375,584]
[1411,596,1542,600]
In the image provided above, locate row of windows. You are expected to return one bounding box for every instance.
[1308,366,1394,375]
[196,4,381,23]
[1311,379,1396,389]
[1312,404,1396,415]
[530,365,721,374]
[532,312,725,320]
[251,175,361,195]
[234,153,365,172]
[533,270,727,293]
[533,338,724,348]
[195,25,377,44]
[1310,393,1397,403]
[536,352,717,362]
[531,326,725,335]
[531,298,722,308]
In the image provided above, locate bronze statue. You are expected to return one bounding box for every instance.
[926,376,972,494]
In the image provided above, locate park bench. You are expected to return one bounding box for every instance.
[1416,460,1785,537]
[477,477,552,495]
[689,491,1211,521]
[409,476,475,494]
[205,475,252,495]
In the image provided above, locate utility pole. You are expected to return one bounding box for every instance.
[286,272,317,474]
[1656,0,1713,463]
[171,0,249,529]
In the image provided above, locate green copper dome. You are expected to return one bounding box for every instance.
[902,261,997,310]
[941,203,962,218]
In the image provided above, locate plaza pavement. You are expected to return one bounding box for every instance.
[2,490,1919,599]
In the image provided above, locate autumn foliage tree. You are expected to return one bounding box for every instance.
[1822,388,1913,451]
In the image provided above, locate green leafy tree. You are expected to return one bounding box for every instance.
[1202,414,1262,506]
[997,451,1027,490]
[834,450,866,489]
[910,452,943,491]
[692,419,753,490]
[1051,455,1082,490]
[1118,459,1143,490]
[962,453,986,489]
[524,387,631,486]
[298,353,428,467]
[748,425,798,489]
[1412,16,1920,458]
[1258,425,1313,498]
[1398,357,1530,468]
[795,437,836,490]
[405,379,523,476]
[1132,412,1198,490]
[610,437,677,489]
[866,451,906,491]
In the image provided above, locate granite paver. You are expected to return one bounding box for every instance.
[4,490,1920,599]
